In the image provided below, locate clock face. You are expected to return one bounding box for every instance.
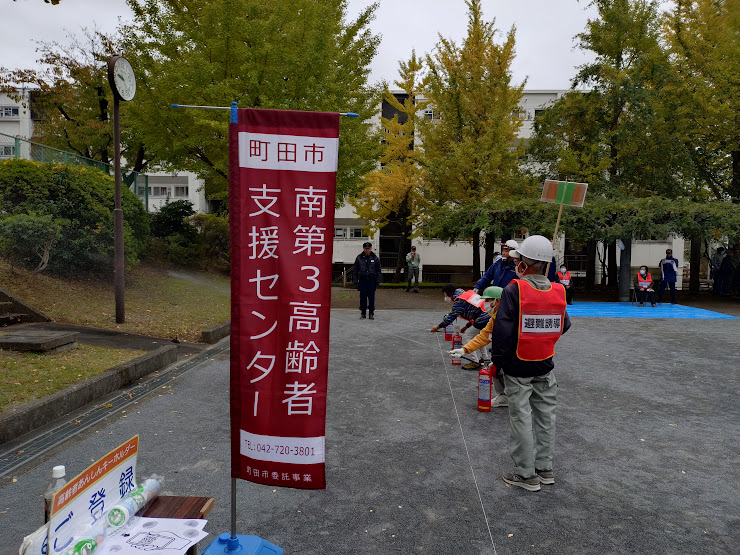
[113,57,136,101]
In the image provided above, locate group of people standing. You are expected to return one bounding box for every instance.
[438,236,572,492]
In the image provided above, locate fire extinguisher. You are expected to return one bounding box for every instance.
[444,325,452,342]
[478,364,493,412]
[451,328,462,366]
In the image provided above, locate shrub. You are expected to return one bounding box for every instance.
[0,159,149,274]
[149,199,197,239]
[0,213,62,272]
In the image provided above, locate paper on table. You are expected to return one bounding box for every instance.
[97,517,208,554]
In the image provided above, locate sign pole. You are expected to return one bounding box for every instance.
[545,202,565,278]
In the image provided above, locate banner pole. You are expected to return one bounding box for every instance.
[229,102,239,552]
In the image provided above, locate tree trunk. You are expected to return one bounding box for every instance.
[690,236,701,293]
[586,239,597,290]
[393,195,412,283]
[608,240,618,289]
[484,230,497,271]
[471,227,482,282]
[618,237,632,302]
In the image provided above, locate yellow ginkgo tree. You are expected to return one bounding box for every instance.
[350,51,429,281]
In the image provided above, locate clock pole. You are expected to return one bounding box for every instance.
[108,54,134,324]
[113,91,125,323]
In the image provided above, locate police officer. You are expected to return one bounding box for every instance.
[489,235,571,492]
[354,242,382,319]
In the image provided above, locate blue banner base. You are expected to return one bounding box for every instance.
[201,533,283,555]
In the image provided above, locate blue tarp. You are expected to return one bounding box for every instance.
[565,302,736,319]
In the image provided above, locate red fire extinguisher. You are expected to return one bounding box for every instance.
[478,364,493,412]
[451,328,462,366]
[444,325,452,342]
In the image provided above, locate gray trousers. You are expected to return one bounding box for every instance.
[407,267,419,291]
[504,371,557,478]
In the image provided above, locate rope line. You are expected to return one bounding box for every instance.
[435,333,497,555]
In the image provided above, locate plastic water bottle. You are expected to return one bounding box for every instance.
[44,465,66,523]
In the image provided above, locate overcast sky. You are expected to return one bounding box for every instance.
[2,0,599,90]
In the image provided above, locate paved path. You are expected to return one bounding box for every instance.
[1,309,739,554]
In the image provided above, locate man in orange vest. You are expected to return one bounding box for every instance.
[634,265,656,307]
[489,235,571,492]
[556,263,574,305]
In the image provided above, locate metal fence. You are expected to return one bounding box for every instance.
[0,132,151,210]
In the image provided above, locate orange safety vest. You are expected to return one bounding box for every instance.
[556,271,571,286]
[516,280,567,362]
[456,289,485,309]
[636,272,652,290]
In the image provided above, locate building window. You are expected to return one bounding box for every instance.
[534,109,546,119]
[0,145,15,157]
[0,107,19,118]
[174,186,189,197]
[424,109,441,121]
[149,186,169,197]
[349,228,367,239]
[334,227,345,238]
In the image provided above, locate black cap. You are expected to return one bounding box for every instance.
[411,246,416,250]
[363,242,372,248]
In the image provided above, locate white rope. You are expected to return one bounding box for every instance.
[435,333,497,555]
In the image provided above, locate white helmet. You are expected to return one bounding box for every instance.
[516,235,553,263]
[503,239,518,250]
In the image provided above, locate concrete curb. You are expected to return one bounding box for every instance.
[201,320,230,344]
[0,345,177,445]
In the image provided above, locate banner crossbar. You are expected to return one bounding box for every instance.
[171,104,359,117]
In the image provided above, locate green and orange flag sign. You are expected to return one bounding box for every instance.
[540,180,588,207]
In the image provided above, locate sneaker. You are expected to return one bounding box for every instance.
[462,362,481,370]
[535,469,554,485]
[369,313,374,320]
[360,312,366,319]
[502,473,541,492]
[491,394,508,408]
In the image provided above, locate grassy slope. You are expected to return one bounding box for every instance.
[0,261,231,342]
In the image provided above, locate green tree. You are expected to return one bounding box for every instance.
[0,29,153,173]
[663,0,740,202]
[350,52,428,281]
[423,0,525,278]
[527,0,699,298]
[121,0,381,207]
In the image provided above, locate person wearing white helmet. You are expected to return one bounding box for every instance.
[473,239,520,294]
[489,234,571,492]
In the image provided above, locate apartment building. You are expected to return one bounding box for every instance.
[333,89,684,287]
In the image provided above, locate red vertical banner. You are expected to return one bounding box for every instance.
[229,109,340,489]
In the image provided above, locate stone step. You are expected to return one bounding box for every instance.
[0,329,79,352]
[0,313,26,326]
[0,302,13,312]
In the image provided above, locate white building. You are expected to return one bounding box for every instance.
[334,89,685,288]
